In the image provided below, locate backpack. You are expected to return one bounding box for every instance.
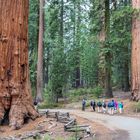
[119,103,123,108]
[108,102,112,108]
[97,102,102,107]
[110,101,114,107]
[90,101,95,106]
[102,102,106,108]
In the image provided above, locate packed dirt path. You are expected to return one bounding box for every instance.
[44,109,140,140]
[72,110,140,140]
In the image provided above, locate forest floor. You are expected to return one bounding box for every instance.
[0,91,140,140]
[0,116,74,140]
[0,111,130,140]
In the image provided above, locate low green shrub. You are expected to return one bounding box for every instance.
[67,86,103,99]
[38,102,59,109]
[92,86,103,97]
[41,85,103,107]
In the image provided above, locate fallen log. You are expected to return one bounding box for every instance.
[46,110,58,118]
[66,125,91,134]
[64,119,76,131]
[65,124,90,129]
[56,116,71,122]
[65,127,87,132]
[58,120,71,123]
[57,112,70,117]
[39,110,94,138]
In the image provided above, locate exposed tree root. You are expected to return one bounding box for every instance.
[9,97,39,130]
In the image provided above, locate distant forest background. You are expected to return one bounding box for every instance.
[28,0,138,103]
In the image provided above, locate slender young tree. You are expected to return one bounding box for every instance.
[75,0,81,88]
[72,0,76,88]
[0,0,39,129]
[131,0,140,100]
[36,0,44,102]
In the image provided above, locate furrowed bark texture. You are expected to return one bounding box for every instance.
[131,0,140,100]
[0,0,39,129]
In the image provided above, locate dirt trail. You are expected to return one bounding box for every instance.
[72,110,140,140]
[44,109,140,140]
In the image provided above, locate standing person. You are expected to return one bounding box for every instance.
[102,100,106,113]
[118,102,123,114]
[34,99,39,112]
[114,100,118,113]
[110,100,115,115]
[107,101,111,114]
[90,100,96,111]
[97,101,102,112]
[82,99,86,111]
[34,101,38,111]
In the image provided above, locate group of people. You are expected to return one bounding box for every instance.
[82,99,124,115]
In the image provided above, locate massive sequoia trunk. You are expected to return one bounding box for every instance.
[0,0,39,129]
[131,0,140,101]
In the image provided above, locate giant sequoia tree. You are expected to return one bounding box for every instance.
[0,0,39,129]
[131,0,140,100]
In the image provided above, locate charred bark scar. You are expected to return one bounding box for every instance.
[21,64,26,80]
[7,70,12,77]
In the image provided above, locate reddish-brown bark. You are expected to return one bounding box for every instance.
[131,0,140,101]
[0,0,39,129]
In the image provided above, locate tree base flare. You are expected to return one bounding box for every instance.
[0,96,39,130]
